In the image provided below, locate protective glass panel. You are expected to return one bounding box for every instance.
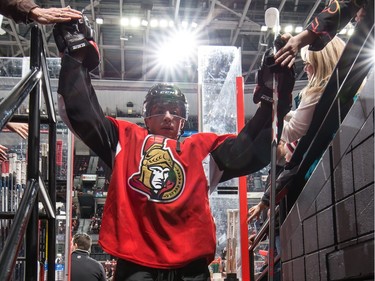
[198,46,243,279]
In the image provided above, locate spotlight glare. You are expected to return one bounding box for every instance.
[272,26,280,33]
[130,17,140,27]
[284,25,293,33]
[295,26,303,33]
[339,28,347,34]
[96,17,104,25]
[120,17,129,26]
[181,21,189,28]
[150,19,158,28]
[159,19,168,28]
[156,30,197,70]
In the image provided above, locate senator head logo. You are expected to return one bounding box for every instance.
[129,135,185,202]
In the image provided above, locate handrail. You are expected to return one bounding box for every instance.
[248,207,279,281]
[248,2,374,279]
[38,174,56,219]
[0,25,57,281]
[0,68,40,130]
[40,44,57,123]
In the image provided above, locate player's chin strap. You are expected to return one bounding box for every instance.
[176,121,185,153]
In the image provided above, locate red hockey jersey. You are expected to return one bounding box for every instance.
[99,117,232,269]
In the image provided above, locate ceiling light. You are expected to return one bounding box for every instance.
[261,25,268,32]
[130,17,141,27]
[284,25,293,33]
[347,28,354,36]
[181,21,189,29]
[169,20,175,28]
[159,19,168,28]
[141,19,148,27]
[156,30,197,69]
[0,15,6,35]
[295,26,303,33]
[191,22,198,28]
[150,19,158,28]
[96,17,104,25]
[120,17,129,26]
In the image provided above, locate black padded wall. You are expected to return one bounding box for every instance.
[280,71,374,281]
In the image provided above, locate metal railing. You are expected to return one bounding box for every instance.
[0,25,57,281]
[249,2,374,280]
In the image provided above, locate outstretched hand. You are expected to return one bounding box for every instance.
[247,202,267,223]
[53,15,100,71]
[0,144,8,162]
[29,6,82,24]
[6,122,28,139]
[274,33,298,68]
[275,30,318,68]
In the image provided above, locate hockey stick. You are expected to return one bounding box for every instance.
[264,7,279,281]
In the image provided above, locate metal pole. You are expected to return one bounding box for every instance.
[64,130,74,281]
[264,7,280,281]
[25,25,41,281]
[47,123,57,281]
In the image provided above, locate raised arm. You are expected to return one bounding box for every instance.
[212,49,295,182]
[0,0,37,23]
[57,54,117,169]
[275,0,367,67]
[54,17,117,168]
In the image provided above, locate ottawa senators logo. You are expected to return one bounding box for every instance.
[128,135,185,202]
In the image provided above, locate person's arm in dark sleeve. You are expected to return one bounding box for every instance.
[0,0,38,23]
[275,0,367,67]
[211,104,274,182]
[307,0,366,51]
[212,54,295,182]
[57,54,118,169]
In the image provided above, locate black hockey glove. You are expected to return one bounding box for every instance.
[253,35,295,111]
[53,15,100,71]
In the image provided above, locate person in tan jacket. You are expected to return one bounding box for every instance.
[0,0,81,24]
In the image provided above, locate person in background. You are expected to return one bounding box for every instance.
[248,35,346,223]
[0,0,81,24]
[0,122,28,162]
[53,16,295,281]
[71,233,106,281]
[275,0,368,68]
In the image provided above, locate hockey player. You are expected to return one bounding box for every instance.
[54,17,295,281]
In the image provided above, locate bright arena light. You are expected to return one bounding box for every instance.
[120,17,129,26]
[150,19,158,28]
[159,19,168,28]
[130,17,141,27]
[284,25,293,33]
[156,30,197,69]
[295,26,303,33]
